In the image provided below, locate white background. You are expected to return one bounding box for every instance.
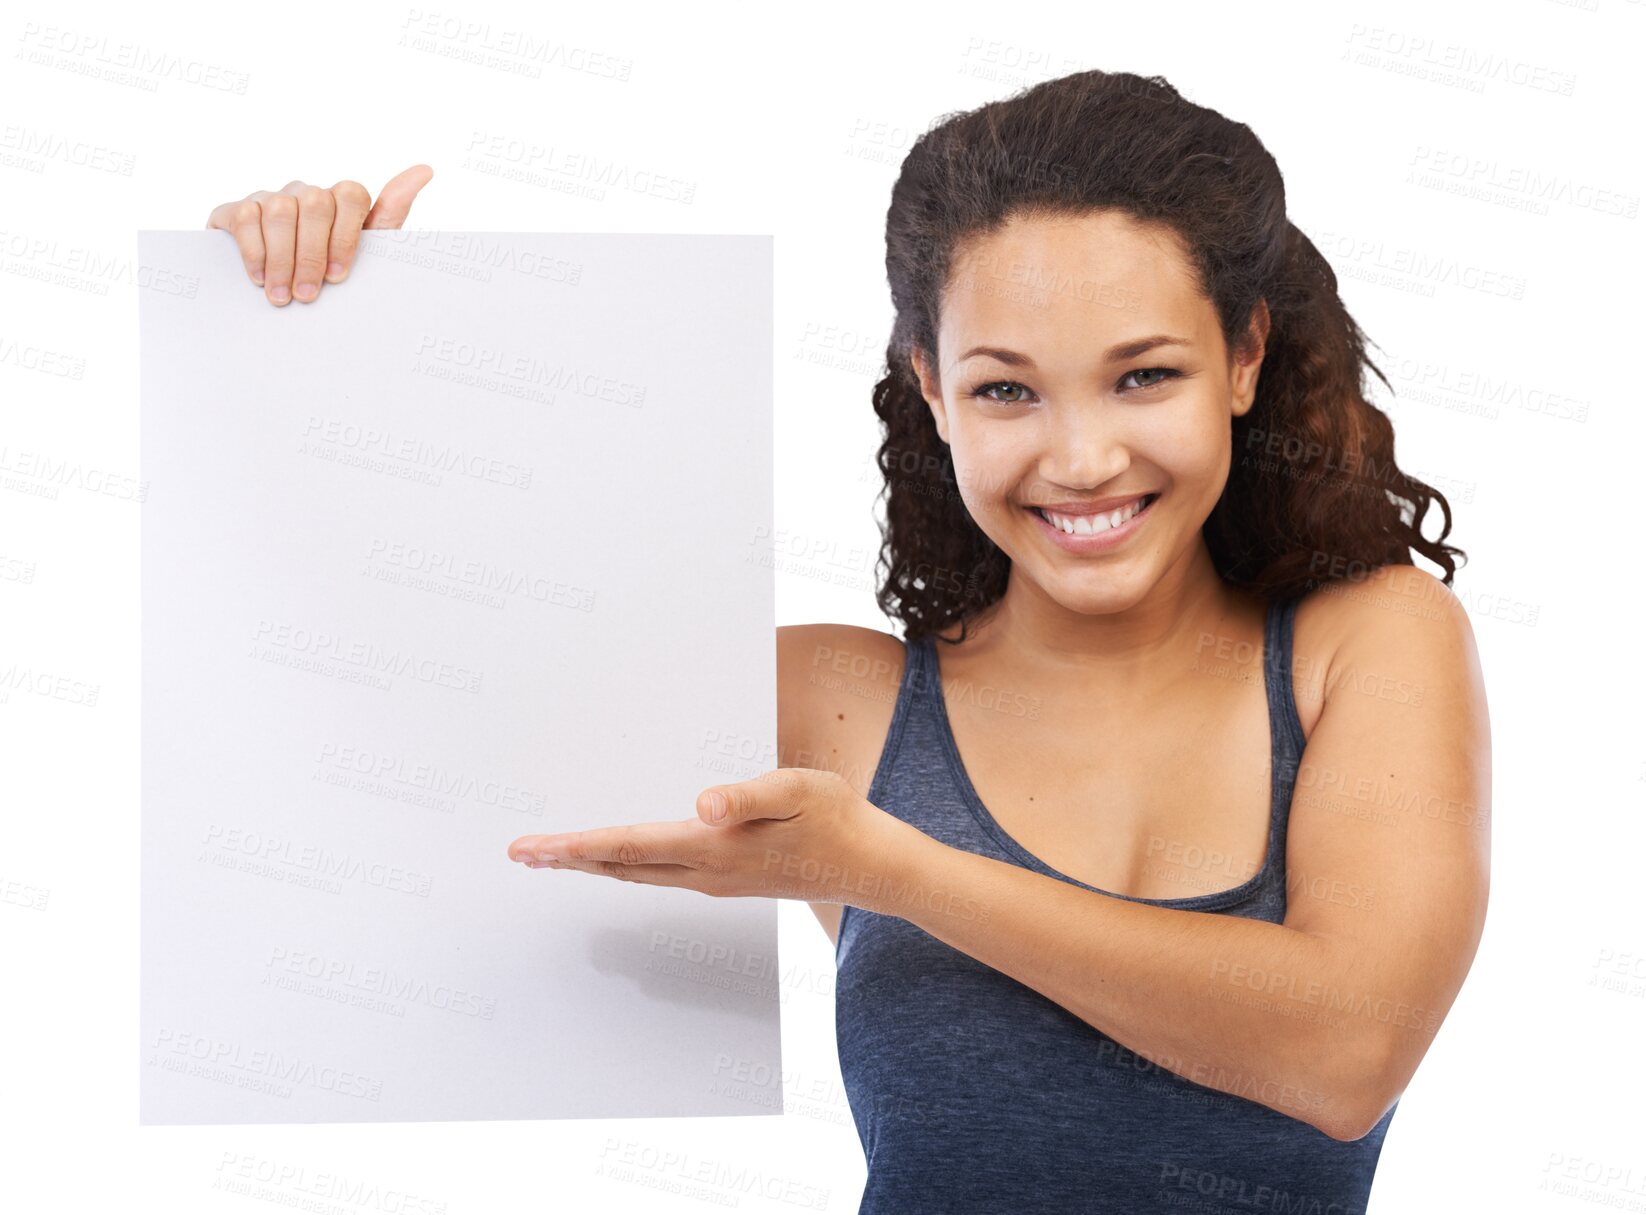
[3,0,1643,1210]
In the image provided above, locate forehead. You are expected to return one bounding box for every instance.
[938,210,1209,362]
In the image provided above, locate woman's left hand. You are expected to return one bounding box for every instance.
[506,768,903,906]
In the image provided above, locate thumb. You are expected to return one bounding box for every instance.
[697,788,739,825]
[364,163,435,230]
[697,770,808,827]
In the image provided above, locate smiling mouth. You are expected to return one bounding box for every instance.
[1026,493,1158,536]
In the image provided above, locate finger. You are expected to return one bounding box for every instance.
[699,768,812,826]
[288,183,336,303]
[509,819,708,866]
[257,188,299,306]
[325,179,372,283]
[206,196,269,287]
[540,859,706,890]
[364,163,434,230]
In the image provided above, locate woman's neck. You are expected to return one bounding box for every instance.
[941,541,1258,688]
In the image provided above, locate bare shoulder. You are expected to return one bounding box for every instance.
[1290,562,1485,733]
[776,622,907,798]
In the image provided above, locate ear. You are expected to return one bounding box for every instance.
[910,346,951,445]
[1230,298,1271,420]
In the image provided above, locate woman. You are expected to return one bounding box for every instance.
[210,69,1490,1214]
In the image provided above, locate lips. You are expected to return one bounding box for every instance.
[1028,493,1157,536]
[1027,492,1156,516]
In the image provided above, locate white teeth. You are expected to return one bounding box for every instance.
[1039,497,1148,535]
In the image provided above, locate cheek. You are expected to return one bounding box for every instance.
[1143,403,1232,484]
[947,423,1030,511]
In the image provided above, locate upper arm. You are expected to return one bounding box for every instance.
[776,624,828,774]
[1280,564,1491,1135]
[777,622,905,948]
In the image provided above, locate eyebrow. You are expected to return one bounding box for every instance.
[958,334,1193,367]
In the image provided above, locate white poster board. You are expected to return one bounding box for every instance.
[137,230,778,1125]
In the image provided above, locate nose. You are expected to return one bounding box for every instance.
[1037,401,1131,489]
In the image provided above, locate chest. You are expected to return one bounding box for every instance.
[937,675,1281,902]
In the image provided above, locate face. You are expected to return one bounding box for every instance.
[911,209,1268,617]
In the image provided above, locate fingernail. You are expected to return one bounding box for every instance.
[709,794,727,821]
[535,851,559,863]
[293,282,318,302]
[252,270,264,286]
[270,284,290,303]
[325,261,346,282]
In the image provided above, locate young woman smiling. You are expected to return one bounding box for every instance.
[526,72,1488,1213]
[211,69,1489,1215]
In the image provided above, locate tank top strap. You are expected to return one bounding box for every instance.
[904,630,940,704]
[863,631,930,807]
[1262,595,1308,781]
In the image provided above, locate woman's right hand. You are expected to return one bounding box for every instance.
[205,164,435,307]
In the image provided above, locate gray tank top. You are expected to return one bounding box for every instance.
[834,596,1397,1213]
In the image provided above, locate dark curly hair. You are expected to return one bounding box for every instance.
[872,70,1465,644]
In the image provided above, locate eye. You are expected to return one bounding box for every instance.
[968,380,1036,405]
[968,368,1183,405]
[1119,367,1182,392]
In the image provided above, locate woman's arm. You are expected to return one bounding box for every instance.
[865,565,1491,1142]
[511,567,1489,1142]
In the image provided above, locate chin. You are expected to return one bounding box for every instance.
[1028,563,1152,613]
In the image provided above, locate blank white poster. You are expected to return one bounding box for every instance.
[137,230,778,1125]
